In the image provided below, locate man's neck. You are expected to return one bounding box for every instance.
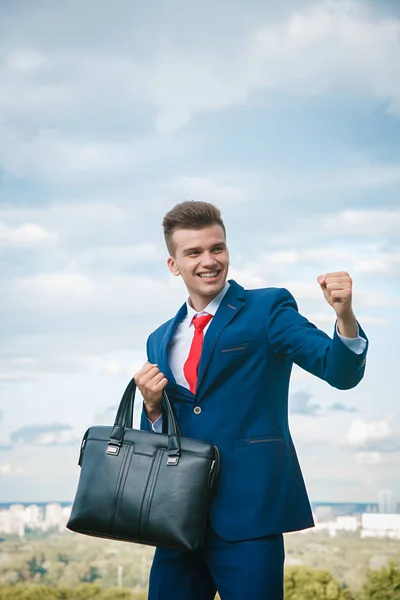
[188,295,213,313]
[187,282,229,313]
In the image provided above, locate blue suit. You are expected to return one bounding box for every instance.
[141,280,368,598]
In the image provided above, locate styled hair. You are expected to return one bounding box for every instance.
[163,200,226,255]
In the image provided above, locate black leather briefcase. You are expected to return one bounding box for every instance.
[67,378,220,550]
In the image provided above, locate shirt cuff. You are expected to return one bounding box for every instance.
[147,415,163,433]
[336,323,367,355]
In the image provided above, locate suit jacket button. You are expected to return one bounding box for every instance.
[193,406,202,415]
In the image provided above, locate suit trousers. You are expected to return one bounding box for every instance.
[148,527,285,600]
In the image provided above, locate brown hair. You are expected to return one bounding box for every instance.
[163,200,226,255]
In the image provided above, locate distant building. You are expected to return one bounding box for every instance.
[378,489,397,514]
[0,503,72,537]
[361,513,400,539]
[24,504,43,528]
[45,503,64,529]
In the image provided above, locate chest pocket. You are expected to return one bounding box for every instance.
[220,342,251,356]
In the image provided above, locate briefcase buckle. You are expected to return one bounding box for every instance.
[106,444,120,456]
[167,455,179,466]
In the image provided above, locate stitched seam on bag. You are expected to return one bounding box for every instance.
[110,445,131,529]
[141,450,163,532]
[138,450,159,536]
[142,450,163,529]
[113,445,133,529]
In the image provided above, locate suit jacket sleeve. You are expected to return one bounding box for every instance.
[139,333,167,433]
[267,288,368,390]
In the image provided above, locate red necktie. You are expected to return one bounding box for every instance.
[183,313,213,394]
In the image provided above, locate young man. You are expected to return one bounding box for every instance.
[134,201,368,600]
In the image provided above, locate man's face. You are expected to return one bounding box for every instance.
[167,225,229,302]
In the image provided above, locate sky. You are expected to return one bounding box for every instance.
[0,0,399,505]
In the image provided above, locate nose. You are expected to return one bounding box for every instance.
[201,252,218,268]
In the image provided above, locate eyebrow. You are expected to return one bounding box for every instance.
[182,242,226,256]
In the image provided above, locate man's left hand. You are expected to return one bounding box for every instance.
[317,271,353,319]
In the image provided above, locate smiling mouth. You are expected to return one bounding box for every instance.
[197,270,221,279]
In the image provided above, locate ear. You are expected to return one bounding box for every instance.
[167,256,180,276]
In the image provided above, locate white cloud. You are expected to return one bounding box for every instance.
[0,221,57,246]
[254,1,400,113]
[308,313,391,327]
[356,451,382,465]
[147,1,400,130]
[36,430,77,446]
[347,419,392,446]
[103,361,123,375]
[357,290,399,309]
[6,272,181,314]
[0,128,188,182]
[80,243,161,270]
[166,175,247,207]
[10,273,93,305]
[1,1,400,141]
[321,209,400,237]
[0,464,25,476]
[10,424,79,446]
[5,49,49,72]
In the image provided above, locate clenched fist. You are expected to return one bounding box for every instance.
[317,271,358,338]
[134,362,168,423]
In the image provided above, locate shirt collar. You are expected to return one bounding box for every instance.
[186,281,230,325]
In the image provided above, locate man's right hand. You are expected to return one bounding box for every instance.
[134,361,168,423]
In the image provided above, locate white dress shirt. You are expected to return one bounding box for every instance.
[168,282,231,389]
[148,283,366,432]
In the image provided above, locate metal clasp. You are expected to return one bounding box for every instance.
[106,444,120,456]
[167,455,179,466]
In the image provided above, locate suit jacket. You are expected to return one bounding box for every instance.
[141,280,368,542]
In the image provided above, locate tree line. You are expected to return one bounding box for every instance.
[0,563,399,599]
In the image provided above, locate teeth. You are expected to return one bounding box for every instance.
[199,272,218,278]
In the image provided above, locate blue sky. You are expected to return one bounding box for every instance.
[0,0,399,504]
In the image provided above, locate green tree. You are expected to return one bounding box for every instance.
[80,566,101,584]
[27,554,47,579]
[361,562,400,600]
[284,566,355,600]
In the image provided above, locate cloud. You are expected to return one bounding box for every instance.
[93,404,119,425]
[308,313,392,327]
[10,424,79,446]
[0,221,58,247]
[329,402,358,413]
[346,419,400,452]
[1,0,400,143]
[102,361,123,375]
[356,452,382,465]
[0,128,190,182]
[0,464,26,477]
[254,1,400,112]
[165,175,247,207]
[290,391,320,416]
[321,209,400,237]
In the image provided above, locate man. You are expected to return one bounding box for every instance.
[134,201,368,600]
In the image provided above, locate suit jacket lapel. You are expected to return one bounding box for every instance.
[158,302,187,387]
[196,280,245,395]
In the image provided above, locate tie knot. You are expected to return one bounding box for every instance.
[192,313,213,331]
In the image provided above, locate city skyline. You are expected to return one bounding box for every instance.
[0,0,399,503]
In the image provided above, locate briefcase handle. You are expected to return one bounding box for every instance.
[108,378,182,463]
